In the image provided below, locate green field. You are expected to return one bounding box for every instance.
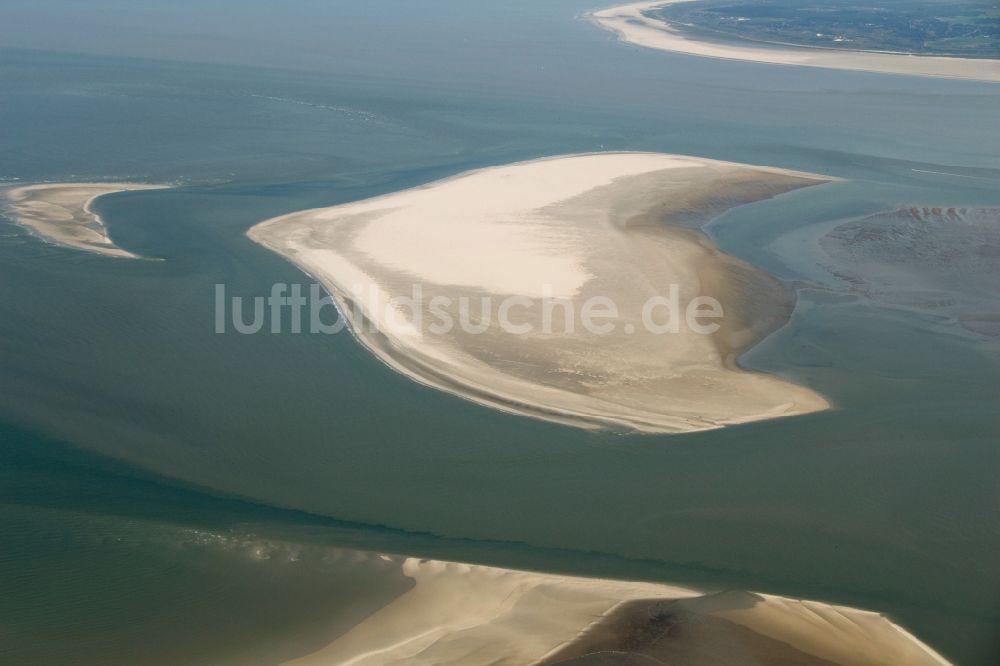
[655,0,1000,57]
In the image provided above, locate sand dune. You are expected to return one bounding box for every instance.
[249,152,831,433]
[588,1,1000,82]
[283,556,951,666]
[2,182,166,258]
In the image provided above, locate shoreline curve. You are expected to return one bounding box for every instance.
[588,0,1000,82]
[2,182,167,259]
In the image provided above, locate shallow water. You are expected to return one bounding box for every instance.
[1,1,999,663]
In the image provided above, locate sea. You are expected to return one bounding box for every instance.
[0,1,998,663]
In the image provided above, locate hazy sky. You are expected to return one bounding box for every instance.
[0,1,593,79]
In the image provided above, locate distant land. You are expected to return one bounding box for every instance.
[589,1,1000,80]
[655,0,1000,58]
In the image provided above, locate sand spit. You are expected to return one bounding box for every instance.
[284,556,951,666]
[588,1,1000,82]
[250,152,831,433]
[2,182,166,258]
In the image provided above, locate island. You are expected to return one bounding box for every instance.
[656,0,999,58]
[589,0,1000,81]
[249,152,833,434]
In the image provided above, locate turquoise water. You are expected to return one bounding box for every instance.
[1,1,999,663]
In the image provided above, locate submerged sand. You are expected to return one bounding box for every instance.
[250,152,831,434]
[3,182,166,258]
[779,206,1000,338]
[588,1,1000,82]
[283,554,951,666]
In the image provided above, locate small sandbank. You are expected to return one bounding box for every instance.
[284,554,951,666]
[250,152,832,434]
[779,206,1000,337]
[588,1,1000,82]
[2,182,166,258]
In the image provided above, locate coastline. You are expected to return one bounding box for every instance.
[588,0,1000,82]
[2,182,167,259]
[249,152,833,434]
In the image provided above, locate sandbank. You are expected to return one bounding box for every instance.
[284,554,951,666]
[249,152,832,433]
[2,182,166,258]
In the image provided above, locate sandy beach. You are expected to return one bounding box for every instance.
[588,1,1000,82]
[3,182,166,258]
[250,152,831,433]
[284,554,951,666]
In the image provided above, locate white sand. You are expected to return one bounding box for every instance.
[3,182,166,258]
[589,1,1000,82]
[697,591,953,666]
[347,153,686,299]
[284,556,951,666]
[250,152,831,434]
[284,557,698,666]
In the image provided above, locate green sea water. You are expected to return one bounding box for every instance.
[1,1,999,663]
